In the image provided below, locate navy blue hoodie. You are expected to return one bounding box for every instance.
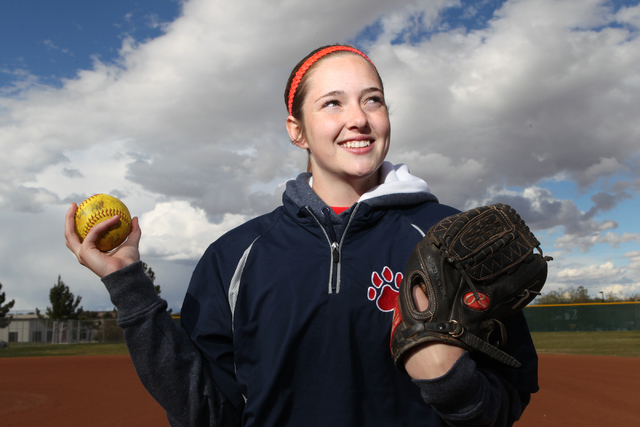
[103,163,538,426]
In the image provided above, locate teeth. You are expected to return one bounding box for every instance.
[342,140,371,149]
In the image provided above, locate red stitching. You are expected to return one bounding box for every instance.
[79,197,131,237]
[76,194,100,213]
[83,209,131,235]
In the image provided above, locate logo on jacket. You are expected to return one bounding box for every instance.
[367,266,402,312]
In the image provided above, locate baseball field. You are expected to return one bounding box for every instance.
[1,331,639,426]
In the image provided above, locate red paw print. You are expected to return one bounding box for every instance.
[367,266,402,312]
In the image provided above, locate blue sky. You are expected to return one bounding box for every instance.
[1,0,639,311]
[1,0,181,89]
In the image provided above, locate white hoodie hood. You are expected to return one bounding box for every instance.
[359,162,432,202]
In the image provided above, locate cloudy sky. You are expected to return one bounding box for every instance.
[1,0,639,313]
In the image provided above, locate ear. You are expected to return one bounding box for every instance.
[286,116,308,149]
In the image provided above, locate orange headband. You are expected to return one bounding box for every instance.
[287,46,376,115]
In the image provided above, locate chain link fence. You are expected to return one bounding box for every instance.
[0,318,124,345]
[6,303,635,345]
[524,302,640,332]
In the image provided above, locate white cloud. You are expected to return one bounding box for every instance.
[601,282,640,297]
[557,261,624,281]
[374,0,640,207]
[615,3,640,27]
[624,251,640,273]
[2,0,640,309]
[459,183,639,252]
[582,158,627,185]
[555,231,640,252]
[543,251,640,298]
[139,201,248,261]
[3,0,640,218]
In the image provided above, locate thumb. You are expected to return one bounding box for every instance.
[122,216,141,247]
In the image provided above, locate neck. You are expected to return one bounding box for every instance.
[310,169,381,207]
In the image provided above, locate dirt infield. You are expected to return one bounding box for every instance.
[0,355,169,427]
[1,353,638,426]
[518,354,640,426]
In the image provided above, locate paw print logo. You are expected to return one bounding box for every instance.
[367,266,402,312]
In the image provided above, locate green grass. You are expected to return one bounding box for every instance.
[2,331,640,358]
[531,331,640,358]
[0,342,129,358]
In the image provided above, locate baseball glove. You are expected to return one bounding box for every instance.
[391,203,552,369]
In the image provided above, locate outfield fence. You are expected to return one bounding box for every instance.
[0,318,124,345]
[2,304,637,345]
[524,302,640,332]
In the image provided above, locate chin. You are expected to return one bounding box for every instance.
[354,160,384,176]
[347,166,381,181]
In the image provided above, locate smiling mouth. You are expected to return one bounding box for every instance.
[340,140,372,149]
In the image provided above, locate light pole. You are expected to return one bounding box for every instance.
[598,291,604,302]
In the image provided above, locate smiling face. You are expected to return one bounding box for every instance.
[287,53,391,196]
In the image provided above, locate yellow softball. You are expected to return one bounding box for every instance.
[75,194,133,252]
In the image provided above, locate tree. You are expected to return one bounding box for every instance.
[0,281,15,329]
[142,262,156,283]
[533,289,564,305]
[534,286,594,305]
[142,262,172,314]
[43,276,83,320]
[533,285,638,304]
[574,285,590,303]
[142,262,161,295]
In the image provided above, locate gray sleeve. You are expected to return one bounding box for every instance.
[413,352,528,427]
[102,261,242,427]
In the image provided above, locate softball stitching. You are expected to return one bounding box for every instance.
[82,208,132,237]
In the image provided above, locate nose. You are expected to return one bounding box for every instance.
[346,103,369,131]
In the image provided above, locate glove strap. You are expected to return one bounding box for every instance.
[403,320,522,368]
[458,329,521,368]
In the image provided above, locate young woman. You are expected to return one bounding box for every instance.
[65,45,538,427]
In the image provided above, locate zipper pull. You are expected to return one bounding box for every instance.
[322,207,340,263]
[331,242,340,263]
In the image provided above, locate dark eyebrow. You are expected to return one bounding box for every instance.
[315,87,383,103]
[315,90,344,103]
[361,87,383,96]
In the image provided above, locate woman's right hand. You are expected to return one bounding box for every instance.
[65,203,142,278]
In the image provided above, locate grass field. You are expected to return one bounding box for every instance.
[0,342,129,358]
[1,331,639,358]
[531,330,640,357]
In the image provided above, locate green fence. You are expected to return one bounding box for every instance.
[523,302,640,332]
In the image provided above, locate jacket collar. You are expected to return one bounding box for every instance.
[283,162,439,225]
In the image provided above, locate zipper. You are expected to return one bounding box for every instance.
[305,205,360,294]
[336,204,360,293]
[305,207,338,294]
[322,208,340,263]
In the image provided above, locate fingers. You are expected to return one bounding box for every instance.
[64,203,85,254]
[82,214,122,246]
[124,216,141,247]
[412,284,430,312]
[64,203,141,278]
[65,202,119,250]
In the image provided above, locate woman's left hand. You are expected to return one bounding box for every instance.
[403,286,465,379]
